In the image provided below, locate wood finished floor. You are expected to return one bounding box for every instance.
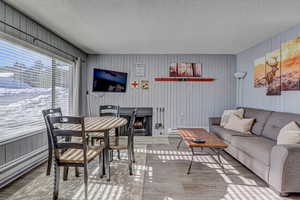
[1,136,300,200]
[143,137,300,200]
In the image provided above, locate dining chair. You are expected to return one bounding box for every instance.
[42,108,80,180]
[109,109,136,175]
[90,105,121,159]
[46,115,104,200]
[42,108,62,176]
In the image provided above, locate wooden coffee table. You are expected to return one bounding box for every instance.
[176,128,228,174]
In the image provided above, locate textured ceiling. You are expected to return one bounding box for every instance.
[5,0,300,54]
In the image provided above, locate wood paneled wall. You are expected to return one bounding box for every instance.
[85,54,236,136]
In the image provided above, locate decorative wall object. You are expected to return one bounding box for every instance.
[281,37,300,91]
[253,36,300,96]
[169,63,202,77]
[155,78,215,82]
[131,80,139,88]
[265,49,281,95]
[135,64,145,77]
[141,80,149,89]
[254,57,266,88]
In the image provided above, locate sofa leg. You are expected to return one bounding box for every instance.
[279,192,289,197]
[269,185,290,197]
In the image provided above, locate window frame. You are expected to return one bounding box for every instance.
[0,32,75,144]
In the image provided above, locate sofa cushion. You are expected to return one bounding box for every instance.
[262,112,300,141]
[231,136,275,166]
[242,107,272,136]
[277,121,300,144]
[224,114,254,133]
[220,109,244,127]
[210,125,244,144]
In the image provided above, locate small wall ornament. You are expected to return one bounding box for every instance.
[141,80,149,89]
[131,80,139,88]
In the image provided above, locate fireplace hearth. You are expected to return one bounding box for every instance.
[119,107,153,136]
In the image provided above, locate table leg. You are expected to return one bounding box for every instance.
[209,148,225,170]
[216,148,224,170]
[104,130,111,181]
[187,147,194,175]
[100,151,105,178]
[177,138,183,150]
[128,133,132,175]
[115,128,121,160]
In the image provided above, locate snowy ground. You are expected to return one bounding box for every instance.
[0,87,69,140]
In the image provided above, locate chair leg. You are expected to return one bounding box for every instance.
[131,137,135,163]
[53,162,60,200]
[63,167,69,181]
[117,150,121,160]
[131,145,135,163]
[84,164,88,200]
[99,153,103,178]
[46,149,52,176]
[128,146,133,175]
[110,150,113,162]
[101,151,105,178]
[75,167,80,177]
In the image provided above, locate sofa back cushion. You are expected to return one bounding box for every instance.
[262,111,300,141]
[243,107,272,135]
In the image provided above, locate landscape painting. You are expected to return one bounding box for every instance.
[169,63,202,77]
[254,57,266,88]
[281,38,300,90]
[265,49,281,95]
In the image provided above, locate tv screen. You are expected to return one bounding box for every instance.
[92,69,128,92]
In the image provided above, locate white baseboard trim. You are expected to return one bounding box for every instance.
[0,146,48,188]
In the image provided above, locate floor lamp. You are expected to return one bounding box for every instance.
[234,72,247,107]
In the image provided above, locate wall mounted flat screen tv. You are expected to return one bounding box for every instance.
[92,68,128,92]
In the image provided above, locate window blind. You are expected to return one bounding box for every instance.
[0,38,73,141]
[54,59,73,115]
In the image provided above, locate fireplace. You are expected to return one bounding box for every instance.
[119,107,153,136]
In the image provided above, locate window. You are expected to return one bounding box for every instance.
[0,38,73,141]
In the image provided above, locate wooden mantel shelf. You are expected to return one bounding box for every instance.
[155,77,215,82]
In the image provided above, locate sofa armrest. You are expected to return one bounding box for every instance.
[208,117,221,131]
[269,144,300,194]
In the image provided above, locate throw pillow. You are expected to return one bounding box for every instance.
[277,121,300,145]
[220,109,244,127]
[224,114,254,133]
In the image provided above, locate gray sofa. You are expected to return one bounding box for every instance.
[209,107,300,196]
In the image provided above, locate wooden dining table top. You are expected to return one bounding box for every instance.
[61,116,128,132]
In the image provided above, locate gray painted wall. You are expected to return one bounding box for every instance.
[237,23,300,113]
[0,1,87,184]
[86,54,236,136]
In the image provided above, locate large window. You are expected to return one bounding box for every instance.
[0,38,73,141]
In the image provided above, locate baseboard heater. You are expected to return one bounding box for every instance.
[0,146,48,188]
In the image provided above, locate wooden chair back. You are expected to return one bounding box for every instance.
[128,109,137,137]
[99,105,120,117]
[46,116,87,164]
[42,108,62,141]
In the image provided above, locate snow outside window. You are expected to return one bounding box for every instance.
[0,39,73,141]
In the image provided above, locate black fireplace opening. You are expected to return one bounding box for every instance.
[119,107,153,136]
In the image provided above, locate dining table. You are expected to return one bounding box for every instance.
[62,116,128,181]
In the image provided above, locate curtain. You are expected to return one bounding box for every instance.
[72,57,81,116]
